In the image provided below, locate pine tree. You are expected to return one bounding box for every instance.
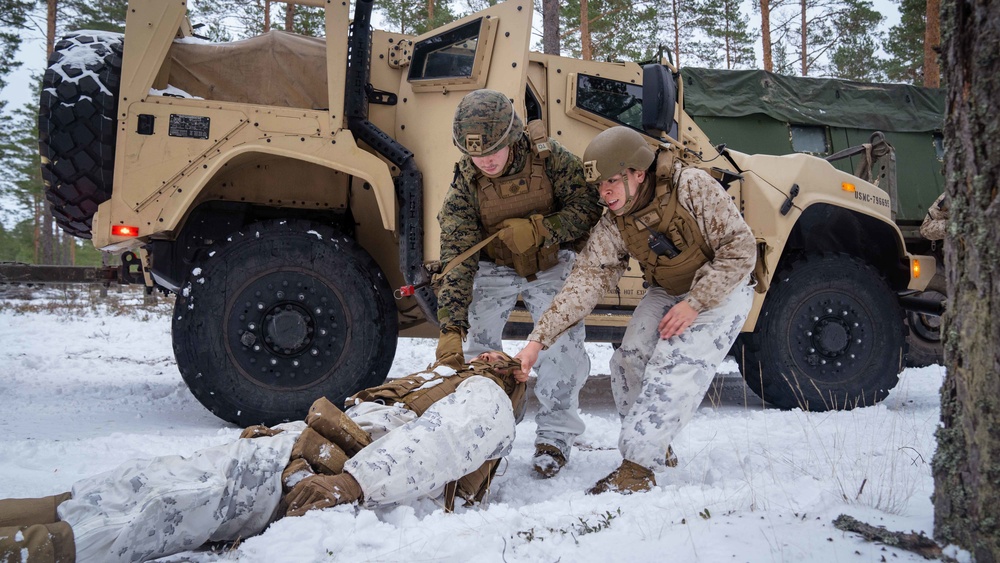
[378,0,456,36]
[559,0,660,63]
[63,0,128,33]
[689,0,756,69]
[883,0,925,83]
[659,0,700,67]
[827,0,885,81]
[0,80,47,262]
[0,0,32,90]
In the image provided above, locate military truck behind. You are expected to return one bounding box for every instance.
[38,0,934,426]
[680,68,947,366]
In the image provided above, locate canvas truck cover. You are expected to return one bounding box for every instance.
[164,31,328,109]
[680,68,945,133]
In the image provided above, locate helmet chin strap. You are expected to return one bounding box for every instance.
[611,172,636,216]
[614,171,654,217]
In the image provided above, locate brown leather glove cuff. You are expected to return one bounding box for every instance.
[529,213,550,246]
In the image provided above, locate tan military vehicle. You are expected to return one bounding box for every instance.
[39,0,935,425]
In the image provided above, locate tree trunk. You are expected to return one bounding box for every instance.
[761,0,773,72]
[724,1,731,69]
[264,1,271,32]
[581,0,591,60]
[931,0,1000,561]
[800,0,807,75]
[924,0,941,87]
[542,0,560,55]
[41,203,54,264]
[673,0,681,66]
[426,0,433,25]
[32,195,40,263]
[46,0,56,56]
[285,3,295,33]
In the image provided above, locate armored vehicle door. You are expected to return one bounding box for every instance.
[393,2,534,261]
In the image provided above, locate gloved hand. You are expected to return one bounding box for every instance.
[435,328,466,368]
[498,215,545,254]
[283,473,363,517]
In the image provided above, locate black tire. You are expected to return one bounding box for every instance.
[903,269,946,367]
[38,32,123,239]
[172,220,399,426]
[734,253,906,411]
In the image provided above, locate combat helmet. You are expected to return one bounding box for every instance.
[453,89,524,157]
[583,126,657,215]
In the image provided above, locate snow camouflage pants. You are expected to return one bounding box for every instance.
[465,250,591,458]
[58,429,300,563]
[345,375,516,507]
[53,376,514,562]
[611,282,753,470]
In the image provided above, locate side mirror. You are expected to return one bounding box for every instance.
[642,65,677,138]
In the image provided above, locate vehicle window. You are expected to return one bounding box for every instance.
[789,125,829,154]
[408,19,482,81]
[575,74,644,130]
[525,86,541,122]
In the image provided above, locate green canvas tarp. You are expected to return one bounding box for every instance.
[680,68,945,133]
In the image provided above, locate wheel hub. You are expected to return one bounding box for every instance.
[226,269,348,390]
[793,292,871,378]
[814,317,850,354]
[264,304,313,354]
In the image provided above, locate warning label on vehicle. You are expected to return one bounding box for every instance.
[168,114,210,139]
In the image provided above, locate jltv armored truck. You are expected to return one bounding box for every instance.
[39,0,935,425]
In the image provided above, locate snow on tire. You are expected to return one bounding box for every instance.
[39,31,123,240]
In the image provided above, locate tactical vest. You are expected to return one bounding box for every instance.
[614,170,714,295]
[476,121,558,278]
[346,362,527,511]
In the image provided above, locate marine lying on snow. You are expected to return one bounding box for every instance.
[0,351,525,563]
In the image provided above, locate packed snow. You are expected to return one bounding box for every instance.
[0,287,948,562]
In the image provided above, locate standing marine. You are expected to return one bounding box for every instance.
[435,89,603,477]
[515,126,757,494]
[919,191,949,241]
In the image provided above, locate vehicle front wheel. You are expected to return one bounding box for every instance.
[172,220,398,426]
[734,253,906,411]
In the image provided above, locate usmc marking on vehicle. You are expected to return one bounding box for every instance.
[854,190,891,209]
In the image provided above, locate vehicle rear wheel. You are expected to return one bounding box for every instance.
[38,31,123,239]
[734,253,906,411]
[172,220,398,426]
[904,270,945,367]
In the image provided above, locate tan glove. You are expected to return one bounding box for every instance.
[498,215,545,254]
[435,328,466,368]
[283,473,363,517]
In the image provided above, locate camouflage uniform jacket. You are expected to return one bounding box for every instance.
[529,161,756,347]
[919,192,948,241]
[436,135,602,332]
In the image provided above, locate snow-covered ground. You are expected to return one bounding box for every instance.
[0,287,947,562]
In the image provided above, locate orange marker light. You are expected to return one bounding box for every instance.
[111,225,140,237]
[842,182,856,192]
[912,258,921,279]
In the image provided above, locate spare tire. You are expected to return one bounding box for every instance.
[38,31,123,240]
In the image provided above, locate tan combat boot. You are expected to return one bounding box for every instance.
[290,427,349,475]
[283,473,364,517]
[532,444,567,478]
[587,459,656,495]
[305,397,372,456]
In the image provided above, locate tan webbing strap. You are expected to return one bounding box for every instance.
[444,481,459,513]
[434,231,502,281]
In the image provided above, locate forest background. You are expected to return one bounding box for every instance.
[0,0,941,266]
